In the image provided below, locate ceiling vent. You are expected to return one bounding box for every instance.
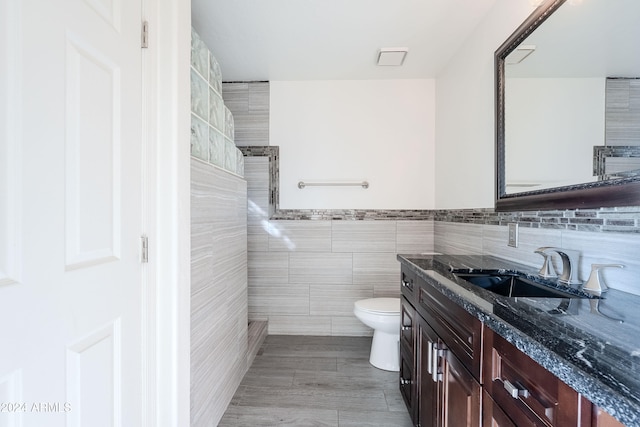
[506,45,536,64]
[377,48,408,66]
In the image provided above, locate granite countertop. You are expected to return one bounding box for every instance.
[398,254,640,427]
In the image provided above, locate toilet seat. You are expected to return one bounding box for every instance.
[354,298,399,315]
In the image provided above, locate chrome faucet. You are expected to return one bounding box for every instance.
[535,247,582,286]
[534,248,556,278]
[583,264,624,296]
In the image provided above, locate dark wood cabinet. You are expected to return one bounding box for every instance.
[400,265,628,427]
[592,407,626,427]
[416,314,482,427]
[401,267,482,427]
[483,326,591,427]
[417,316,440,427]
[482,390,516,427]
[416,280,483,381]
[400,296,418,424]
[438,328,482,427]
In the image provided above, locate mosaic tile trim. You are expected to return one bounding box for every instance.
[239,146,279,217]
[432,207,640,233]
[270,209,434,221]
[240,148,640,232]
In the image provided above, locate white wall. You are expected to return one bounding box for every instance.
[435,0,534,209]
[270,79,436,209]
[505,78,604,191]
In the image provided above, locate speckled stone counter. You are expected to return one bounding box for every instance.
[398,254,640,427]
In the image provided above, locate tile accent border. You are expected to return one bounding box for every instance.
[240,145,640,232]
[432,207,640,233]
[271,209,434,221]
[238,146,278,217]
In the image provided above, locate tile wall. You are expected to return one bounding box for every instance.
[434,210,640,296]
[222,82,270,147]
[190,33,250,426]
[191,159,248,426]
[224,81,640,337]
[245,156,434,335]
[606,78,640,146]
[190,29,244,176]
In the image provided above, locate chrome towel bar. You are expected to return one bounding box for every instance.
[298,181,369,189]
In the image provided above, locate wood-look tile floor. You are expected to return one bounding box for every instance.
[219,335,413,427]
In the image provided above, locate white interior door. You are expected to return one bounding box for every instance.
[1,0,145,425]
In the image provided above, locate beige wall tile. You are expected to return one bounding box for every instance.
[309,285,373,316]
[249,284,310,316]
[331,316,373,337]
[248,252,289,285]
[397,220,435,253]
[268,220,332,252]
[332,221,397,253]
[434,221,482,255]
[290,253,353,284]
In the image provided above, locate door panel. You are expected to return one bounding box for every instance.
[483,390,516,427]
[418,317,440,427]
[0,0,144,425]
[441,349,481,427]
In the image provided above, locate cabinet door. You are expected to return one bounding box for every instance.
[483,390,516,427]
[418,317,441,427]
[401,266,417,300]
[441,345,481,427]
[400,297,418,424]
[401,296,416,355]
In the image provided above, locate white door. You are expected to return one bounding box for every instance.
[1,0,145,425]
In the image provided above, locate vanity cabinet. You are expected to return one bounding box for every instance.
[399,265,627,427]
[400,296,418,422]
[400,267,483,427]
[418,314,481,427]
[483,327,591,427]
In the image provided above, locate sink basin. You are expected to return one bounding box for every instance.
[453,272,592,299]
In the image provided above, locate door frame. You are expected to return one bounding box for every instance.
[142,0,191,425]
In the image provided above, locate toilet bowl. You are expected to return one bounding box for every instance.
[353,297,401,371]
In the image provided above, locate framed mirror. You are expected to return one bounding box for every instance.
[495,0,640,211]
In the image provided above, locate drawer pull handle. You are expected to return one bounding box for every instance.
[402,325,411,331]
[504,380,530,399]
[431,343,443,383]
[400,378,411,386]
[402,279,413,289]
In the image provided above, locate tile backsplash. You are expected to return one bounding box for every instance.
[227,80,640,335]
[244,156,435,335]
[435,219,640,296]
[190,29,243,176]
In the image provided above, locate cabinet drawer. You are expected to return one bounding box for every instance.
[401,297,415,355]
[417,283,483,381]
[483,390,516,427]
[401,267,417,300]
[483,327,591,427]
[399,351,416,422]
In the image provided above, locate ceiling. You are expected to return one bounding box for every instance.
[191,0,500,82]
[506,0,640,78]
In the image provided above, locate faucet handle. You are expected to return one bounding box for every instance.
[534,249,557,278]
[583,264,624,296]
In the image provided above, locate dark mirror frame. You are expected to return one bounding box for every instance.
[495,0,640,212]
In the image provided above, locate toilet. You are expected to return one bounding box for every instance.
[353,297,401,371]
